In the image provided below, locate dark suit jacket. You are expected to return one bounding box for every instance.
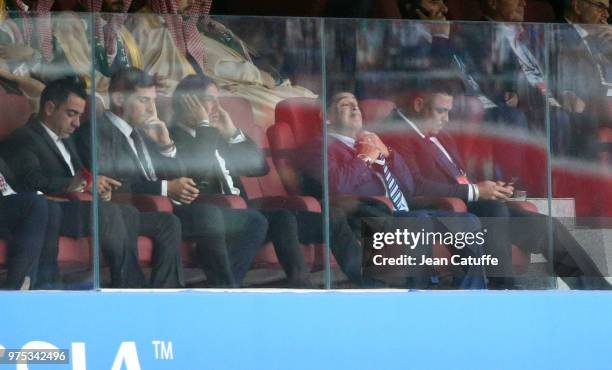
[438,22,546,110]
[170,124,268,198]
[382,109,472,201]
[77,112,184,195]
[2,116,83,194]
[299,135,415,199]
[550,22,608,107]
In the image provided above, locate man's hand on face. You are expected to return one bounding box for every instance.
[152,73,171,96]
[210,105,238,140]
[141,116,173,146]
[476,180,514,200]
[562,91,586,113]
[358,131,390,158]
[504,92,519,108]
[181,94,209,126]
[167,177,200,204]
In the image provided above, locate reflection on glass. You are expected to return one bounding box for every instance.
[322,17,612,290]
[85,14,326,289]
[550,15,612,287]
[0,13,94,290]
[0,6,609,291]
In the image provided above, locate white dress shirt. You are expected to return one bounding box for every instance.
[178,122,245,196]
[40,122,76,176]
[0,171,16,196]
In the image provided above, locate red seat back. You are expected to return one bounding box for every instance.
[219,96,289,198]
[524,0,556,22]
[446,0,483,20]
[270,98,324,195]
[0,94,31,141]
[369,0,402,18]
[359,99,396,126]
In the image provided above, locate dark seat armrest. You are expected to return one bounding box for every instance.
[195,194,248,209]
[112,193,174,213]
[410,196,468,212]
[330,195,394,214]
[52,192,94,202]
[506,200,538,213]
[248,195,322,212]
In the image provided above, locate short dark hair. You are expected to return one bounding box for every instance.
[398,0,423,18]
[419,78,465,97]
[172,74,217,117]
[39,76,87,111]
[109,67,157,96]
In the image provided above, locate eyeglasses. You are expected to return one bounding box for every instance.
[581,0,610,13]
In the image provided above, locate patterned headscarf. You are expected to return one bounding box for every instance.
[35,0,54,61]
[151,0,212,71]
[9,0,33,44]
[90,0,133,65]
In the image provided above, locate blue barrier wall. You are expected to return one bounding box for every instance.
[1,290,611,370]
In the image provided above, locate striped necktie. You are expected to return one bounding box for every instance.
[377,154,409,212]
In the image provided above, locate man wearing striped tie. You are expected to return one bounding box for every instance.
[303,91,487,289]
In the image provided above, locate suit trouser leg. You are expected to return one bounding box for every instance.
[138,211,184,288]
[174,203,235,287]
[507,207,610,289]
[221,208,268,285]
[324,206,369,286]
[467,200,515,287]
[423,210,487,289]
[34,200,61,289]
[58,201,133,288]
[97,202,141,288]
[108,204,146,288]
[0,193,48,289]
[258,208,310,285]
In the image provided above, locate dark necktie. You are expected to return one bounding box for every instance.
[130,130,157,181]
[376,154,409,212]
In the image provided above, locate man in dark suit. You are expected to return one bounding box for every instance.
[549,0,611,159]
[301,92,487,289]
[0,156,61,290]
[170,74,320,287]
[383,81,611,289]
[80,67,267,288]
[3,76,183,288]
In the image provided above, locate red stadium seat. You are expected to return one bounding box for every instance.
[524,0,556,22]
[369,0,402,19]
[359,99,396,126]
[446,0,483,21]
[0,93,31,141]
[219,96,322,271]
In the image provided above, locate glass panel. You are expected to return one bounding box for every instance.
[548,21,612,290]
[323,18,556,289]
[92,12,326,289]
[0,11,95,290]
